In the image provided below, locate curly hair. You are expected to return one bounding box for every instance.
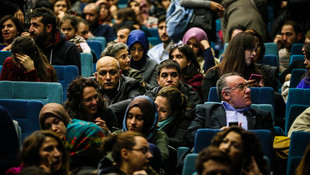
[210,127,267,175]
[64,77,105,120]
[21,131,69,175]
[29,7,57,34]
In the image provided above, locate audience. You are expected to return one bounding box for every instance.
[83,3,115,43]
[5,131,70,175]
[182,27,215,73]
[0,36,57,82]
[24,7,81,74]
[59,15,91,53]
[64,77,118,133]
[95,56,145,126]
[155,87,191,149]
[169,43,203,93]
[185,72,274,147]
[0,15,24,51]
[148,15,174,63]
[98,132,154,175]
[126,30,158,88]
[114,95,169,165]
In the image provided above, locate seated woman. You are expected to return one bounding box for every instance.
[53,0,71,20]
[39,103,105,173]
[169,44,203,93]
[5,131,70,175]
[59,15,91,53]
[210,127,268,175]
[96,0,113,26]
[64,77,118,133]
[98,131,154,175]
[296,43,310,88]
[0,15,24,51]
[154,87,191,148]
[126,30,158,88]
[114,95,169,165]
[182,27,215,73]
[0,36,57,82]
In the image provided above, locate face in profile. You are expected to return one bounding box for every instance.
[126,106,144,133]
[219,131,244,166]
[155,96,170,121]
[43,116,67,139]
[39,136,63,172]
[1,19,18,44]
[125,136,153,172]
[81,86,99,116]
[115,48,131,71]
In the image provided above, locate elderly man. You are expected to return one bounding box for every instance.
[95,56,145,125]
[185,72,274,147]
[100,42,144,85]
[83,3,115,42]
[147,59,201,119]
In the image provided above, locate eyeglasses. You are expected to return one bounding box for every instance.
[130,47,144,53]
[117,54,132,60]
[130,147,150,154]
[223,83,250,91]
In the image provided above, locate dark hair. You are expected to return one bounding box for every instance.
[228,24,246,41]
[216,72,241,101]
[115,8,140,28]
[245,29,266,62]
[18,166,49,175]
[53,0,71,10]
[21,131,69,175]
[101,131,144,165]
[210,127,267,175]
[169,44,201,81]
[29,7,57,34]
[158,15,166,25]
[295,143,310,175]
[64,77,105,120]
[11,36,56,82]
[157,59,181,77]
[212,32,261,77]
[196,146,232,175]
[283,20,303,38]
[156,86,187,117]
[60,14,78,31]
[0,15,24,43]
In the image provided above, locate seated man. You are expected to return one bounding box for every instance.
[185,72,274,147]
[147,59,201,119]
[101,42,145,85]
[95,56,145,126]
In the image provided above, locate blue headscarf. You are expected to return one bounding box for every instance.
[126,30,149,70]
[122,96,158,140]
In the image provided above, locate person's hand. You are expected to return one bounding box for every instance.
[15,54,35,72]
[57,11,65,20]
[210,1,225,13]
[220,122,242,130]
[243,156,263,175]
[39,155,52,173]
[273,34,283,49]
[247,79,264,87]
[21,32,31,37]
[75,43,83,52]
[281,1,288,8]
[200,39,210,50]
[133,170,148,175]
[14,9,24,25]
[95,117,110,134]
[1,44,12,51]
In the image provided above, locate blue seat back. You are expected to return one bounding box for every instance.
[290,69,306,88]
[251,104,275,124]
[53,65,79,102]
[87,40,103,60]
[88,36,106,51]
[148,37,161,46]
[290,55,304,65]
[285,104,309,135]
[182,153,198,175]
[149,28,159,38]
[0,81,63,104]
[0,99,43,141]
[260,54,278,67]
[0,51,12,65]
[264,42,279,60]
[80,53,93,77]
[193,128,220,153]
[290,43,304,55]
[286,88,310,124]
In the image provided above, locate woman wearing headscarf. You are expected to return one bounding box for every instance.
[126,30,158,88]
[182,27,216,73]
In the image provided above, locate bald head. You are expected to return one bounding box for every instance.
[83,3,100,26]
[95,56,121,90]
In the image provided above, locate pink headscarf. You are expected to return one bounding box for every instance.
[182,27,208,45]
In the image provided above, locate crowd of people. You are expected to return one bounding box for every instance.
[1,0,310,175]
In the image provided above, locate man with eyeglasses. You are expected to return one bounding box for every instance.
[101,42,145,86]
[273,20,303,72]
[95,56,145,126]
[146,59,201,119]
[185,72,274,147]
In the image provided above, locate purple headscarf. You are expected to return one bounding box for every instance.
[182,27,208,45]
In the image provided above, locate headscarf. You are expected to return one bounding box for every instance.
[122,96,158,140]
[39,103,71,130]
[126,30,149,70]
[182,27,209,55]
